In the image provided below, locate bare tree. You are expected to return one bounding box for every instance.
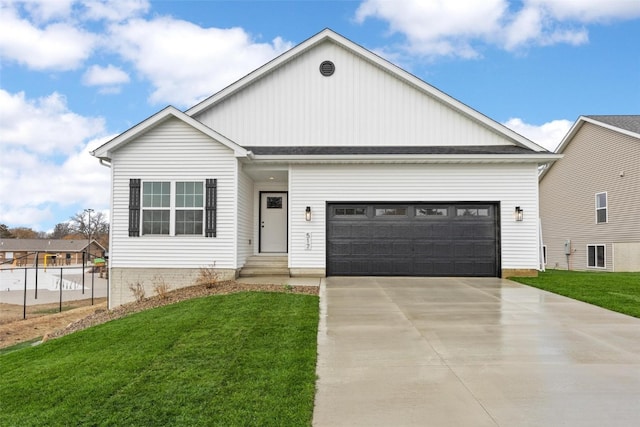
[50,222,72,239]
[0,224,12,238]
[69,211,110,246]
[9,227,39,239]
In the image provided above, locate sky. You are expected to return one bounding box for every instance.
[1,0,639,233]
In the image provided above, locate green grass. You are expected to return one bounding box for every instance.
[510,270,640,318]
[0,338,43,356]
[0,292,319,426]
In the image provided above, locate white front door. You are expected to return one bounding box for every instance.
[260,192,288,253]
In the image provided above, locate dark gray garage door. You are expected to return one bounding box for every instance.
[327,203,499,277]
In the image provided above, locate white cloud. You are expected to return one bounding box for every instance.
[503,117,572,151]
[355,0,639,58]
[0,89,111,230]
[355,0,505,58]
[0,3,97,70]
[21,0,75,23]
[83,64,130,86]
[528,0,640,22]
[81,0,150,22]
[108,18,292,106]
[0,89,105,154]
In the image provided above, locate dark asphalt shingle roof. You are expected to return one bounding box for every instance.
[0,239,97,252]
[246,145,540,156]
[585,115,640,135]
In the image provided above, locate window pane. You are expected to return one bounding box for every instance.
[597,209,607,223]
[416,208,447,216]
[142,210,170,235]
[596,193,607,208]
[177,181,203,208]
[143,182,170,207]
[596,245,605,268]
[375,208,407,216]
[176,210,203,235]
[588,246,595,267]
[335,207,366,216]
[457,207,490,217]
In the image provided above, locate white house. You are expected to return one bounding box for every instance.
[92,29,560,308]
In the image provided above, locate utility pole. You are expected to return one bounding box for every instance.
[84,208,94,262]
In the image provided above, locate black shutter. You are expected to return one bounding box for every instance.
[205,179,217,237]
[129,179,141,237]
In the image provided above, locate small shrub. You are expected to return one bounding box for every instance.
[128,281,146,302]
[196,264,219,289]
[283,283,293,292]
[152,276,171,299]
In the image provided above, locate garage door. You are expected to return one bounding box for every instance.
[327,203,499,277]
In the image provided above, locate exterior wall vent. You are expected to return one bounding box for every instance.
[319,61,335,76]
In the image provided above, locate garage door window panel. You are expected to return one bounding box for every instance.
[416,206,449,217]
[375,207,408,217]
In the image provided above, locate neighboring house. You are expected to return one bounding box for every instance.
[540,115,640,271]
[92,29,559,308]
[0,239,106,266]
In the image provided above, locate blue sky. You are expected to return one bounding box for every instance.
[1,0,639,233]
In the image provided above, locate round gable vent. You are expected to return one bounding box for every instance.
[319,60,335,76]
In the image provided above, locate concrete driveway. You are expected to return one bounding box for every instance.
[313,277,640,427]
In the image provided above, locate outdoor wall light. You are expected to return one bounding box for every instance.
[305,206,312,221]
[515,206,524,222]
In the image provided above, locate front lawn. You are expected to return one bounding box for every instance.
[510,270,640,318]
[0,292,319,426]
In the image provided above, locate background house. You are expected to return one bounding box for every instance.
[540,115,640,271]
[0,239,106,267]
[92,29,559,308]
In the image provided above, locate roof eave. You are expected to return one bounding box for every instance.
[245,153,562,164]
[90,106,248,160]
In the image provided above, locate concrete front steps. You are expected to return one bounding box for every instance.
[238,255,289,277]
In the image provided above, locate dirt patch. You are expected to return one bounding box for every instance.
[0,281,318,350]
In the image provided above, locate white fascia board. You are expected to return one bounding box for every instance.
[186,29,547,153]
[247,153,562,164]
[91,106,247,159]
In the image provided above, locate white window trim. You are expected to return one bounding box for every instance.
[595,192,607,224]
[586,243,606,269]
[141,180,205,236]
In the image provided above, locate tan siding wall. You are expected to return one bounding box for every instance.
[194,41,513,148]
[540,123,640,271]
[109,118,238,269]
[289,163,541,272]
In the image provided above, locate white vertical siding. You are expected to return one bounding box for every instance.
[194,41,512,148]
[540,123,640,271]
[110,118,238,268]
[289,163,540,271]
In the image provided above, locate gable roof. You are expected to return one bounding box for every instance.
[186,29,548,153]
[91,106,248,160]
[0,239,105,253]
[539,114,640,180]
[584,115,640,135]
[554,115,640,155]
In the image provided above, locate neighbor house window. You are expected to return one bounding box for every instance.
[595,192,607,223]
[587,244,605,268]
